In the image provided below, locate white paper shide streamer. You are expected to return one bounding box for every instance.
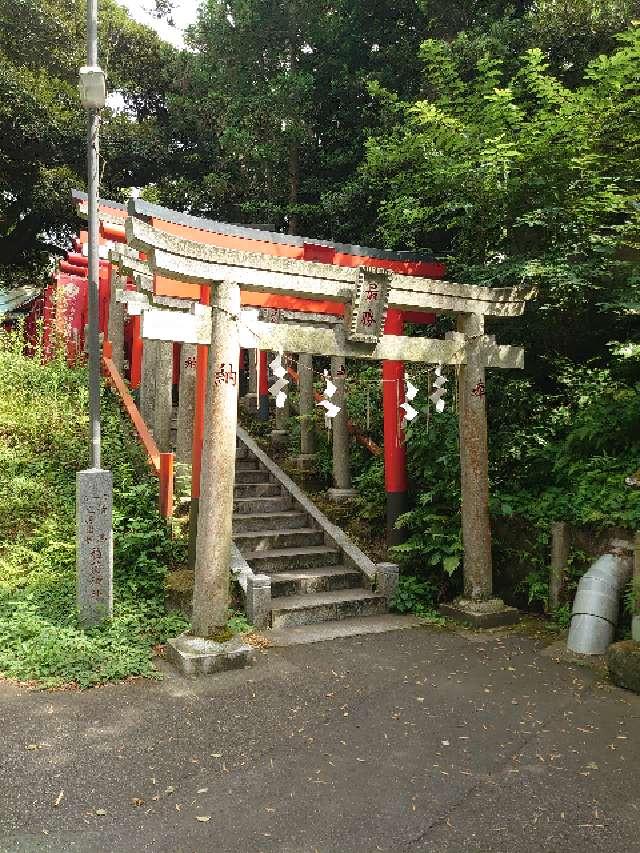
[400,373,419,424]
[430,365,447,413]
[268,352,289,408]
[318,368,340,427]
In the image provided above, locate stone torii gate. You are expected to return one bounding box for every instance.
[105,194,446,543]
[125,213,532,636]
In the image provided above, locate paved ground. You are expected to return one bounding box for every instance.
[2,624,640,853]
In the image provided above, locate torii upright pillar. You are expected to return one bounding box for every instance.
[258,350,269,420]
[191,279,241,636]
[383,309,408,544]
[439,312,519,627]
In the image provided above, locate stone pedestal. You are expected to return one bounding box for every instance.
[328,356,356,502]
[439,597,520,628]
[191,280,240,637]
[166,632,254,676]
[76,468,113,627]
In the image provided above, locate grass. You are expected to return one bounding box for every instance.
[0,331,190,688]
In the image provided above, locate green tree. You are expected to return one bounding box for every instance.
[0,0,178,286]
[158,0,429,236]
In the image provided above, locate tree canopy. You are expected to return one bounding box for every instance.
[0,0,176,286]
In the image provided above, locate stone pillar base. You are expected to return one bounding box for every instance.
[376,562,400,599]
[239,393,257,414]
[166,632,254,676]
[327,487,357,503]
[270,429,288,449]
[295,453,317,473]
[386,491,408,545]
[246,573,271,629]
[258,393,270,421]
[439,597,520,629]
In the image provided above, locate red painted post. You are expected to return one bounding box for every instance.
[173,342,181,384]
[130,315,142,389]
[99,263,111,336]
[383,309,408,544]
[159,452,174,519]
[258,349,269,420]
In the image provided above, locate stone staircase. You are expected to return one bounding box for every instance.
[233,438,390,628]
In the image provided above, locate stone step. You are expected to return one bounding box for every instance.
[233,495,293,514]
[245,545,340,572]
[235,458,259,472]
[234,468,271,484]
[265,614,424,647]
[270,566,362,597]
[235,527,325,554]
[234,482,281,498]
[271,589,387,628]
[232,511,309,533]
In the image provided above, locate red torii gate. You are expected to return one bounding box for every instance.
[71,191,446,539]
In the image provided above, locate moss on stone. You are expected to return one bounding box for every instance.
[165,569,194,593]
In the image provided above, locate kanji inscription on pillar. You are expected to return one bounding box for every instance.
[76,469,113,626]
[349,267,391,343]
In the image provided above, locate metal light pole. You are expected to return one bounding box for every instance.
[76,0,113,627]
[86,0,101,468]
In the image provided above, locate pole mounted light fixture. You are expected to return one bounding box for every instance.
[76,0,114,628]
[79,65,106,110]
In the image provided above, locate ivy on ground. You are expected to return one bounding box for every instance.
[0,333,188,688]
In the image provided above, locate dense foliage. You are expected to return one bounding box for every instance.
[0,332,188,687]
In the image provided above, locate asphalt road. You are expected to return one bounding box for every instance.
[2,625,639,852]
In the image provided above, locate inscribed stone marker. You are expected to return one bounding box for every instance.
[76,468,113,626]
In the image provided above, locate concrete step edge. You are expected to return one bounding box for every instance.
[271,589,386,611]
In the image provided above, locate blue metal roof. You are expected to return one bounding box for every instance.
[0,286,40,317]
[70,189,435,263]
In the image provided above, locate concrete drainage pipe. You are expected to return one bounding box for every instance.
[567,544,633,655]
